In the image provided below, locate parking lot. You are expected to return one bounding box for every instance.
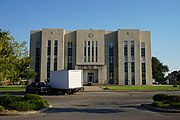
[0,91,180,120]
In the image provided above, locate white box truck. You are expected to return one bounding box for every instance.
[50,70,84,94]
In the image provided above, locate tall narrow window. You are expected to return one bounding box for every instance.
[109,42,114,84]
[92,41,94,62]
[35,41,40,82]
[47,40,51,80]
[131,41,135,85]
[124,41,128,85]
[84,41,86,62]
[68,42,72,70]
[141,42,146,85]
[54,40,58,71]
[96,41,98,62]
[88,41,90,62]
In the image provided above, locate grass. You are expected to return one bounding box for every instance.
[101,85,180,91]
[0,85,26,91]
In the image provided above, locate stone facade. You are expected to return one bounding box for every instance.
[30,28,152,85]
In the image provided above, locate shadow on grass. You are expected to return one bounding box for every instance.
[0,91,26,95]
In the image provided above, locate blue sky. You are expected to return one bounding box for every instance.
[0,0,180,72]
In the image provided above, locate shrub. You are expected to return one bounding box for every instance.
[152,94,169,102]
[152,101,164,108]
[24,94,42,101]
[29,100,48,110]
[0,105,4,112]
[0,94,49,111]
[173,84,178,87]
[170,102,180,109]
[11,102,33,111]
[168,95,180,102]
[0,95,22,108]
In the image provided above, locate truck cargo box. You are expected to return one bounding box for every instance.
[50,70,83,89]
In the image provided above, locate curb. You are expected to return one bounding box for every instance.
[0,105,52,116]
[141,104,180,113]
[82,90,180,92]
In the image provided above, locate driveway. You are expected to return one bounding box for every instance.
[0,91,180,120]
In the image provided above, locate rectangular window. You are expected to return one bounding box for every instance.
[96,41,98,62]
[109,42,114,84]
[141,42,146,85]
[125,72,128,85]
[124,62,128,85]
[142,63,146,85]
[124,41,128,63]
[47,40,51,56]
[92,41,94,62]
[47,40,51,79]
[131,41,134,61]
[35,42,40,82]
[131,72,135,85]
[68,42,72,48]
[68,42,73,70]
[54,40,58,71]
[88,41,90,62]
[84,41,86,62]
[54,58,57,71]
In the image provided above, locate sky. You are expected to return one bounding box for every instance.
[0,0,180,72]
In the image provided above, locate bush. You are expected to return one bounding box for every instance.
[0,95,23,108]
[0,105,4,112]
[0,94,49,111]
[11,102,32,111]
[152,101,164,108]
[29,100,48,110]
[168,95,180,102]
[23,94,42,101]
[173,84,178,87]
[152,94,169,102]
[170,102,180,109]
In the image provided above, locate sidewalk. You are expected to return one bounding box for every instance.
[83,86,103,92]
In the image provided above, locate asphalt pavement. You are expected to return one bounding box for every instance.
[0,91,180,120]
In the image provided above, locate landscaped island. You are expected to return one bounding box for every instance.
[0,94,49,112]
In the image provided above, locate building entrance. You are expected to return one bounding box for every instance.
[88,73,94,84]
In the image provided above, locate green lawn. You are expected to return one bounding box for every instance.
[101,85,180,91]
[0,85,26,91]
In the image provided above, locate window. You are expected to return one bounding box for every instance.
[54,40,58,71]
[131,72,135,85]
[141,42,145,48]
[68,42,73,70]
[84,41,86,62]
[142,63,146,85]
[68,42,72,48]
[47,40,51,79]
[109,42,114,84]
[125,72,128,85]
[92,41,94,62]
[35,42,41,82]
[141,42,146,85]
[124,41,128,57]
[47,40,51,56]
[88,41,90,62]
[54,58,57,71]
[96,41,98,62]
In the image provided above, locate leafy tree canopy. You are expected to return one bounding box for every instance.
[0,29,35,84]
[152,56,169,83]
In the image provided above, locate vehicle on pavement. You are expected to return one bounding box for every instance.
[26,82,51,94]
[50,70,84,95]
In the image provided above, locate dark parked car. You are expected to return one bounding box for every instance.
[26,82,51,94]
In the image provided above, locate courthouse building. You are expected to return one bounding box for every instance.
[30,28,152,85]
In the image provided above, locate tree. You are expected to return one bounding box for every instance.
[152,56,169,83]
[0,29,35,84]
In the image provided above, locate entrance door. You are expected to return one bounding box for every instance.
[88,73,94,84]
